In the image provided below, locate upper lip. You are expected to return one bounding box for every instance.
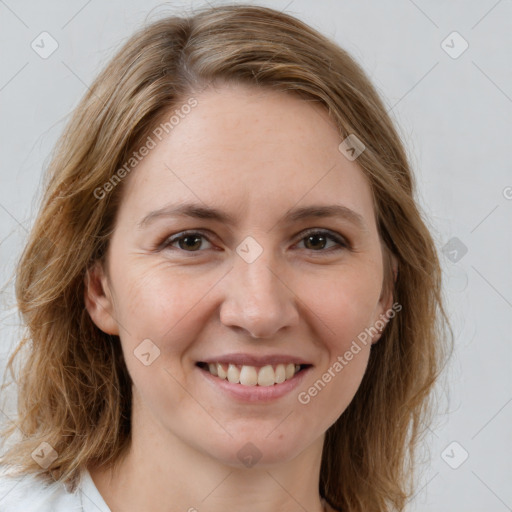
[198,353,312,367]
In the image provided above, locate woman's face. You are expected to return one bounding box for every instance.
[86,83,393,467]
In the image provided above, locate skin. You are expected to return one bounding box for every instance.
[85,82,395,512]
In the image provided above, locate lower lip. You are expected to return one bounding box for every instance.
[197,365,312,403]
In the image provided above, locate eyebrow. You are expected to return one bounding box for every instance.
[137,202,367,230]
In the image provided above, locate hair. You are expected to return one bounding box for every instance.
[0,4,453,511]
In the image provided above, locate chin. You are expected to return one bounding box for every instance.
[203,431,310,469]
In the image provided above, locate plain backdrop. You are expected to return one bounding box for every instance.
[0,1,511,511]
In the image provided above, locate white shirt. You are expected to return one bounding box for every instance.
[0,465,111,511]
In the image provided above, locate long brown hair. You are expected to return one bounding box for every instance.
[0,5,453,511]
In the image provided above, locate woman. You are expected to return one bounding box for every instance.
[0,4,452,511]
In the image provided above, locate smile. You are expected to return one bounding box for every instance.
[196,362,310,386]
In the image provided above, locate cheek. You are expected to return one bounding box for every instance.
[112,260,207,330]
[290,267,380,424]
[296,276,375,427]
[303,264,383,350]
[110,265,210,420]
[302,345,371,433]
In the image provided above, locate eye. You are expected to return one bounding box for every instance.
[295,229,349,252]
[161,231,213,252]
[159,228,349,254]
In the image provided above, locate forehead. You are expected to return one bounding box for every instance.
[117,83,376,230]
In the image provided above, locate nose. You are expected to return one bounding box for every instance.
[219,248,300,339]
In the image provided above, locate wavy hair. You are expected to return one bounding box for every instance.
[0,4,453,511]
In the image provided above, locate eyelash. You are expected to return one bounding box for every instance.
[158,228,350,255]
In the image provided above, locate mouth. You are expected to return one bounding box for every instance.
[196,362,312,387]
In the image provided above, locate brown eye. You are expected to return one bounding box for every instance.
[297,229,348,252]
[162,232,213,252]
[159,228,349,255]
[176,234,203,251]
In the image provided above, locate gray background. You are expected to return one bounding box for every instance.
[1,1,511,510]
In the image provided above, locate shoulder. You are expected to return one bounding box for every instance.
[0,465,83,512]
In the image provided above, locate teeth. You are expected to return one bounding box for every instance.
[274,364,286,384]
[227,364,240,383]
[204,362,304,386]
[217,363,227,379]
[285,363,295,380]
[239,365,258,386]
[257,365,275,386]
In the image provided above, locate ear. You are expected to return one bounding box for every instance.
[371,252,399,345]
[84,260,119,335]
